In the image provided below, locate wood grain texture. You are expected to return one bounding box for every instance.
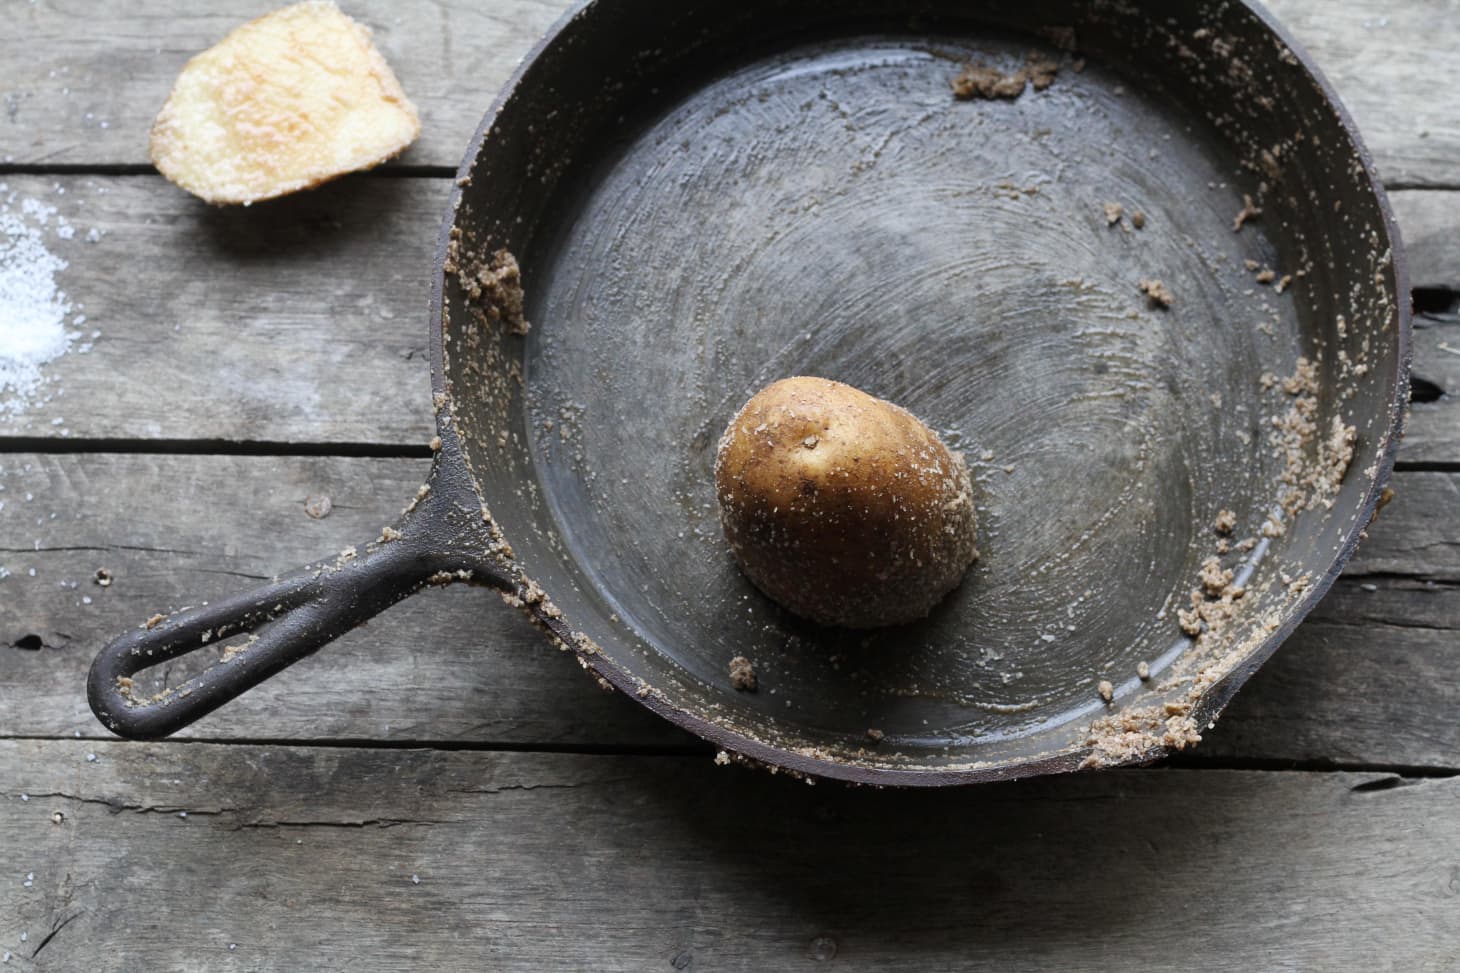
[2,454,1456,769]
[1390,190,1460,288]
[0,174,444,444]
[1262,0,1460,188]
[1,176,1455,456]
[4,0,1457,188]
[0,0,568,171]
[0,453,682,750]
[0,742,1456,972]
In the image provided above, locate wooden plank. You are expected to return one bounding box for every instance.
[1263,0,1460,188]
[1198,583,1460,768]
[1,0,569,172]
[3,454,1457,769]
[0,741,1457,971]
[1341,471,1460,578]
[5,0,1458,188]
[0,174,443,444]
[1402,315,1460,474]
[1390,190,1460,288]
[3,176,1458,456]
[0,453,684,749]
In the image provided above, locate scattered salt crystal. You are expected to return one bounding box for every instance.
[85,227,102,243]
[178,811,187,818]
[411,874,420,885]
[17,934,23,943]
[86,752,96,762]
[82,595,92,604]
[19,794,27,801]
[1,195,76,415]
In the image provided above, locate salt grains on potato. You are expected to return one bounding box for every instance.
[149,1,420,205]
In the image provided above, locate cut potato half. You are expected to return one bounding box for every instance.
[149,0,420,204]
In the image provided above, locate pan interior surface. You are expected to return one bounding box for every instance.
[445,2,1403,778]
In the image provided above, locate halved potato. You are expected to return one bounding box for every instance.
[149,1,420,205]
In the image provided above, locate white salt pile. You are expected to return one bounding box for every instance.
[0,186,77,416]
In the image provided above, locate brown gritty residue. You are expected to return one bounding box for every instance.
[449,240,530,337]
[1255,268,1276,284]
[1103,201,1124,226]
[1130,210,1146,230]
[865,727,885,743]
[1025,52,1059,90]
[952,63,1027,100]
[1270,357,1357,517]
[1139,279,1174,309]
[220,634,258,663]
[728,656,758,692]
[1178,554,1246,640]
[951,50,1058,101]
[143,613,167,630]
[1120,353,1363,758]
[1198,555,1234,597]
[1080,705,1202,770]
[1232,193,1262,231]
[1097,680,1114,704]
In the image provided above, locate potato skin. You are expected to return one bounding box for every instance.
[715,377,978,628]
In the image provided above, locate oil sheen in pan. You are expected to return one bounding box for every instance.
[523,32,1293,749]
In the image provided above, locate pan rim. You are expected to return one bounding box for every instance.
[426,0,1412,786]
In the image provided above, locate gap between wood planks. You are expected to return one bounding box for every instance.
[0,729,1457,780]
[2,161,1460,192]
[0,438,432,458]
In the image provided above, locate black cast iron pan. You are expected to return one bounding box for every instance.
[89,0,1410,786]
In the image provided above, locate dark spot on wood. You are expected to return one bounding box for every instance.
[1349,775,1416,794]
[671,949,693,969]
[12,634,43,651]
[1410,375,1445,403]
[1412,285,1459,317]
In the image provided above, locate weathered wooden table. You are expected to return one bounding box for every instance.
[2,2,1457,969]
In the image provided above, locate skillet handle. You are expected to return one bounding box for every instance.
[87,456,517,740]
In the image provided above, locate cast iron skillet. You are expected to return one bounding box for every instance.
[89,0,1410,785]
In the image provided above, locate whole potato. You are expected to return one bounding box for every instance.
[715,377,978,628]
